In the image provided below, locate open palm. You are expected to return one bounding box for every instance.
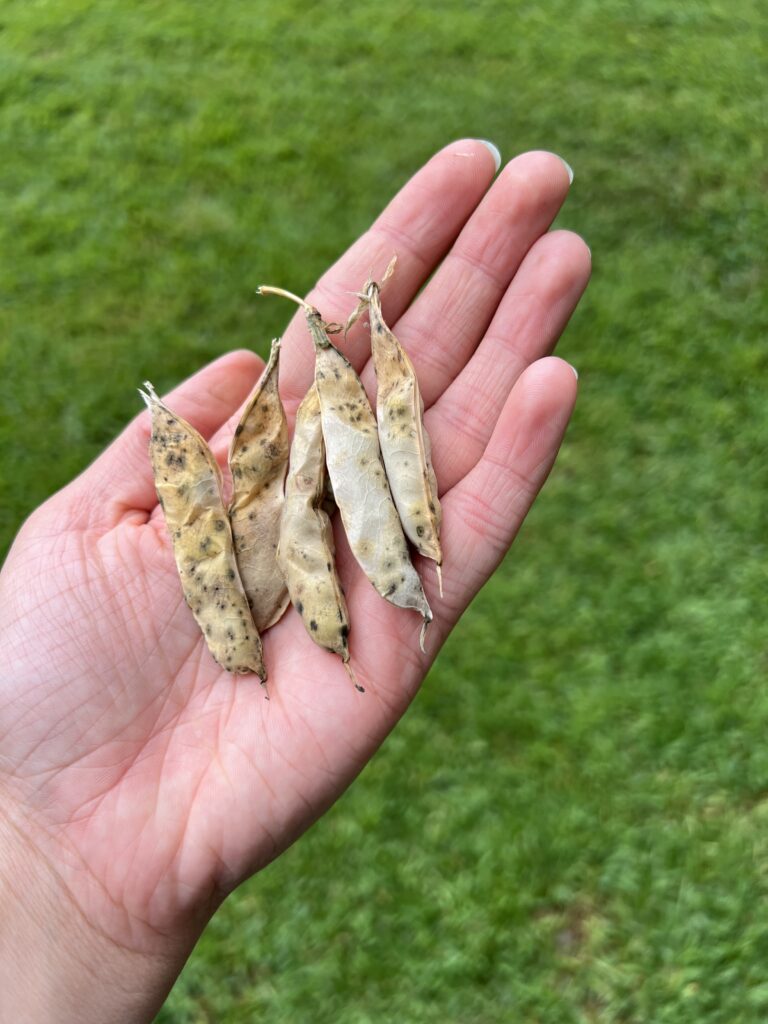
[0,143,589,960]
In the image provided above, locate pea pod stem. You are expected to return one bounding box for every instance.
[257,285,315,313]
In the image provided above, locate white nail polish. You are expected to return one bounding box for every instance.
[559,157,574,184]
[477,140,501,172]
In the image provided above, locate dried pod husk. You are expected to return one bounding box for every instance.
[228,339,290,631]
[307,310,432,651]
[278,385,362,689]
[139,383,265,679]
[359,266,443,595]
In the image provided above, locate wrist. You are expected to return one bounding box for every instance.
[0,811,189,1024]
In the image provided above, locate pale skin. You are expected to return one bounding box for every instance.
[0,142,590,1022]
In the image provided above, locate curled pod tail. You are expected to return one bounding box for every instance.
[343,661,365,693]
[419,613,431,655]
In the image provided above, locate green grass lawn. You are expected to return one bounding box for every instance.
[2,0,768,1019]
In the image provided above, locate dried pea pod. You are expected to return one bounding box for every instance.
[348,257,443,595]
[228,338,290,631]
[278,384,363,690]
[139,383,265,679]
[258,286,433,652]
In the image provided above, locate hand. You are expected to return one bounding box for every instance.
[0,141,590,1022]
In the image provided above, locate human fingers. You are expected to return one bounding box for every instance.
[358,150,573,405]
[434,357,578,621]
[426,229,590,494]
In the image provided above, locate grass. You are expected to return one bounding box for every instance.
[2,0,768,1019]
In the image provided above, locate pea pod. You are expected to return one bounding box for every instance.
[278,384,363,690]
[350,258,443,595]
[228,338,290,631]
[139,383,265,679]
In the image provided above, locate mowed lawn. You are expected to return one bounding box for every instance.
[2,1,768,1020]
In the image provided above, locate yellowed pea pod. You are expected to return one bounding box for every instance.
[228,338,290,632]
[278,385,362,690]
[139,383,265,679]
[356,260,443,596]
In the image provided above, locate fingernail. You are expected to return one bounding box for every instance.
[477,139,502,172]
[570,364,579,380]
[559,156,574,184]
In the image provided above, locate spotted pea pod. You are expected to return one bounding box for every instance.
[354,260,443,595]
[278,384,363,689]
[140,382,265,679]
[228,339,290,632]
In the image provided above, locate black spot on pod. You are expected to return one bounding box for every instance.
[214,520,226,531]
[340,624,349,639]
[235,423,244,436]
[310,619,318,631]
[297,601,304,614]
[416,525,425,537]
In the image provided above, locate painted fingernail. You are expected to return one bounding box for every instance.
[477,140,502,172]
[559,157,574,185]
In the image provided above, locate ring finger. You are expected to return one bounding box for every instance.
[426,228,591,495]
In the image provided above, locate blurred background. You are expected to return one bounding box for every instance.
[2,0,767,1019]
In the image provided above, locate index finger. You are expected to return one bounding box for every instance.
[272,139,501,412]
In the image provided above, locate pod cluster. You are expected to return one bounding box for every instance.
[142,258,440,688]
